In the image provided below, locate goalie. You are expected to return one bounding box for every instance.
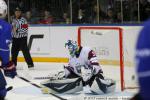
[41,40,116,94]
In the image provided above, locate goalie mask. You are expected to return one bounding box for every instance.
[0,0,7,18]
[65,40,78,57]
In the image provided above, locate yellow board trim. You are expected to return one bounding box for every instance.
[17,57,69,63]
[17,57,133,67]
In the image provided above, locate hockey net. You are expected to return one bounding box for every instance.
[78,26,139,91]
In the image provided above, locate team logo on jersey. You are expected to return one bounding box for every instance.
[0,25,2,29]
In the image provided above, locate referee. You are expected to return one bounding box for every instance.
[11,7,34,69]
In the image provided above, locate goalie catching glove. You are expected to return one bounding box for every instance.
[47,71,65,81]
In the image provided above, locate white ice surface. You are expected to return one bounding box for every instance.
[5,62,138,100]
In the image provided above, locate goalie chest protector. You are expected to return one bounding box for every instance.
[68,47,92,75]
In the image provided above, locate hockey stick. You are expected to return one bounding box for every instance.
[17,75,67,100]
[33,76,52,80]
[0,66,13,91]
[34,71,65,80]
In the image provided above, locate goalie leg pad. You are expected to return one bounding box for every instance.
[90,77,116,94]
[41,77,83,94]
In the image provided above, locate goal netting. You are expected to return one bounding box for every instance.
[78,26,138,91]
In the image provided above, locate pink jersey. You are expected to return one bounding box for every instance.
[67,47,102,76]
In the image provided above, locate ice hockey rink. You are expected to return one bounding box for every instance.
[5,62,138,100]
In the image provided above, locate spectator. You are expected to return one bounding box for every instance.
[18,0,25,12]
[9,0,18,16]
[76,9,87,24]
[90,4,99,24]
[39,10,53,24]
[25,11,33,24]
[128,0,139,22]
[104,8,115,23]
[60,12,69,24]
[140,0,150,21]
[115,12,122,23]
[66,18,70,24]
[11,7,34,69]
[90,4,106,24]
[25,11,38,24]
[31,7,39,18]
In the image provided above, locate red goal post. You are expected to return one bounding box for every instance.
[77,26,125,91]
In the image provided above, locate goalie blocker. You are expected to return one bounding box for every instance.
[40,71,116,94]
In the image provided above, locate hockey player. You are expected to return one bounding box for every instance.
[41,40,116,94]
[0,0,17,100]
[131,19,150,100]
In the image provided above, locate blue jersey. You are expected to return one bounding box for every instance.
[0,19,12,91]
[136,19,150,72]
[136,19,150,99]
[0,19,12,50]
[0,19,12,66]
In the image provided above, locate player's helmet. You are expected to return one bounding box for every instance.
[65,40,78,57]
[0,0,7,18]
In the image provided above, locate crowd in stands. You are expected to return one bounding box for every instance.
[6,0,150,24]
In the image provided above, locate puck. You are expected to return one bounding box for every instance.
[6,86,13,91]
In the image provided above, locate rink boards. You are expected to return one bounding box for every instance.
[14,25,142,67]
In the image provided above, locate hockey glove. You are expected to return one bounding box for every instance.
[3,61,17,78]
[49,71,65,81]
[0,88,7,99]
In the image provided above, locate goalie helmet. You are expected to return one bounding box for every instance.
[0,0,7,18]
[65,40,78,57]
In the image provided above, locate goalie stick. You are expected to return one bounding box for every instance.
[33,71,65,80]
[33,76,52,80]
[17,75,67,100]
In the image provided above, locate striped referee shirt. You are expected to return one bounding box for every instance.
[12,17,28,38]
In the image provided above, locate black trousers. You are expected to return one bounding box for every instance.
[11,37,34,67]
